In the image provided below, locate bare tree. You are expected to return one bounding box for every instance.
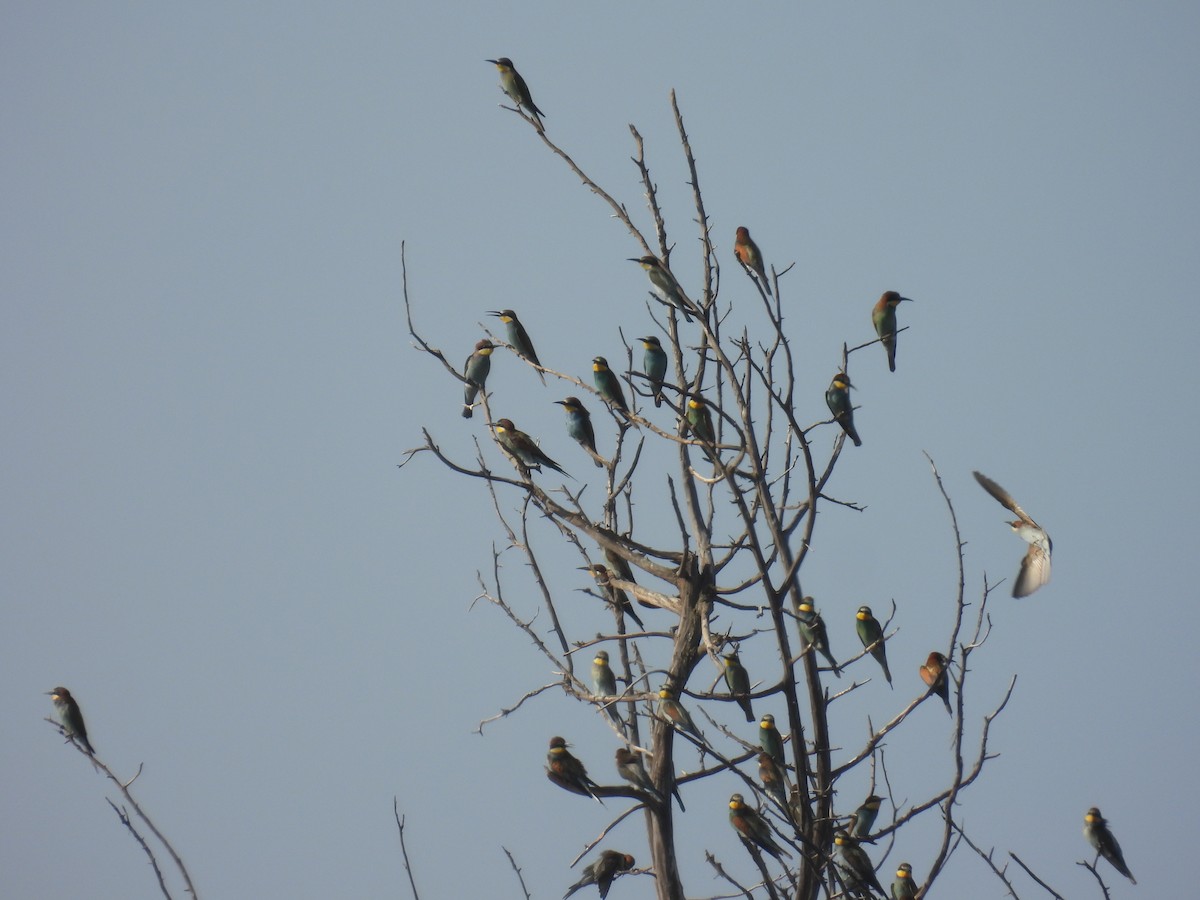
[399,92,1071,900]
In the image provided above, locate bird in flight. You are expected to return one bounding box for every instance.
[972,470,1052,597]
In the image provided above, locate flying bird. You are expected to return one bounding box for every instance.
[972,470,1052,597]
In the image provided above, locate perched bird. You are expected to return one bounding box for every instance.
[461,339,494,419]
[639,336,667,407]
[796,597,841,676]
[972,470,1052,598]
[658,686,703,741]
[826,372,862,447]
[729,793,791,861]
[493,418,570,478]
[871,291,913,372]
[615,747,685,812]
[489,309,544,383]
[580,564,645,629]
[486,57,544,129]
[555,397,602,467]
[591,356,630,416]
[1084,807,1136,884]
[855,606,892,685]
[850,794,883,840]
[47,686,93,755]
[685,395,716,446]
[835,831,886,897]
[563,850,635,900]
[722,651,754,722]
[757,752,789,810]
[591,650,622,727]
[603,547,654,611]
[919,651,952,715]
[891,862,919,900]
[613,747,659,800]
[547,736,603,803]
[759,713,785,766]
[733,226,771,296]
[629,255,692,321]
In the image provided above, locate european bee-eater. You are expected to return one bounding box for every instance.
[919,651,952,715]
[972,471,1052,598]
[580,564,645,629]
[733,226,771,296]
[592,650,622,728]
[47,686,93,755]
[615,747,684,812]
[493,418,570,478]
[850,794,883,840]
[685,395,716,445]
[489,309,544,383]
[603,548,653,612]
[855,606,892,685]
[658,686,703,741]
[759,713,785,766]
[758,752,788,810]
[729,793,790,861]
[891,862,919,899]
[462,339,494,419]
[835,831,886,896]
[563,850,635,900]
[639,337,667,407]
[555,397,602,467]
[592,357,629,415]
[629,255,692,322]
[722,651,754,722]
[826,372,862,447]
[1084,807,1136,884]
[796,596,841,676]
[547,736,603,803]
[871,291,913,373]
[486,57,544,130]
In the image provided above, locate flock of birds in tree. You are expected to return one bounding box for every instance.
[476,56,1123,898]
[38,53,1126,900]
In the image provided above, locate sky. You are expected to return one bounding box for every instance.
[3,2,1198,897]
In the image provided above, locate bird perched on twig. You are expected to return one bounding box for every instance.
[871,291,913,372]
[826,372,862,447]
[489,309,544,383]
[546,736,603,803]
[733,226,771,296]
[638,336,667,407]
[580,564,645,630]
[729,793,790,861]
[486,57,544,130]
[461,339,494,419]
[891,862,919,899]
[493,418,570,478]
[562,850,635,899]
[796,596,841,676]
[47,686,93,755]
[1084,807,1136,884]
[555,397,602,467]
[722,651,754,722]
[855,606,892,685]
[973,470,1052,597]
[919,651,952,715]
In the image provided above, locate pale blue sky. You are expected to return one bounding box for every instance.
[4,3,1197,897]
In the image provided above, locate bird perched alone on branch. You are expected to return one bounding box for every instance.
[856,606,892,685]
[47,686,93,755]
[1084,807,1136,884]
[826,372,862,447]
[919,651,952,715]
[733,226,771,296]
[486,57,544,129]
[972,470,1052,598]
[871,290,913,372]
[629,255,692,321]
[722,651,754,722]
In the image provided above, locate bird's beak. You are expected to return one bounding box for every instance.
[486,310,503,317]
[485,59,498,65]
[627,258,642,263]
[901,296,914,302]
